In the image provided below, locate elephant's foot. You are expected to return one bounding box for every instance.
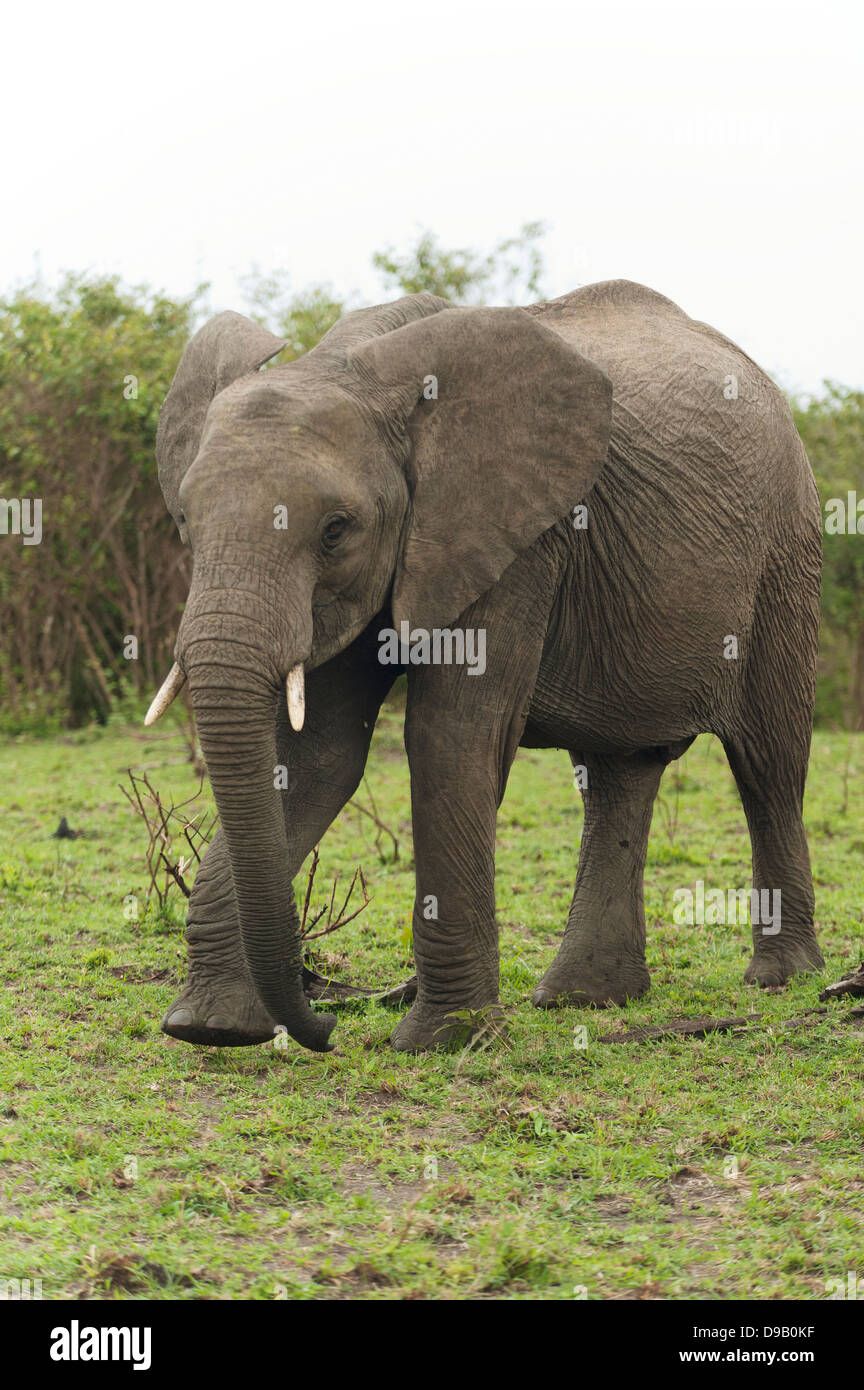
[744,933,824,989]
[532,948,650,1009]
[162,975,277,1047]
[390,996,501,1053]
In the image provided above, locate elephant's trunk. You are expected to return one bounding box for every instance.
[178,583,336,1054]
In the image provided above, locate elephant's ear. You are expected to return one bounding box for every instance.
[348,307,612,632]
[157,312,286,522]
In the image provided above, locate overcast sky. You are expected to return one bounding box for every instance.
[4,0,861,394]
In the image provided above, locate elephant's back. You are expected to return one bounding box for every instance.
[527,285,820,746]
[528,280,817,532]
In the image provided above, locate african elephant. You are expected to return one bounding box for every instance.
[148,280,823,1055]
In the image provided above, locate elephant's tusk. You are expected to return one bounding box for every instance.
[144,662,186,727]
[286,663,305,732]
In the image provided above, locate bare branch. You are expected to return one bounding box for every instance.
[121,769,216,911]
[350,778,399,862]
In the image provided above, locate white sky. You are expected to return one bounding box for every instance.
[3,0,862,393]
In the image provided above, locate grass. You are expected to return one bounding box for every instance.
[1,706,864,1300]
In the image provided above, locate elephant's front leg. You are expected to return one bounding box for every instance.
[390,718,503,1051]
[391,563,553,1052]
[162,633,394,1046]
[161,827,275,1045]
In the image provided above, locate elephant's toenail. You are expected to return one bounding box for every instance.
[205,1015,231,1029]
[167,1009,193,1027]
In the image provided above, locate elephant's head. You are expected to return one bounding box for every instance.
[150,293,612,1051]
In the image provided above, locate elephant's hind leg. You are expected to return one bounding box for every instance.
[533,750,665,1009]
[723,553,822,987]
[723,737,822,986]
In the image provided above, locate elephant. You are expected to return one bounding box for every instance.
[147,279,823,1055]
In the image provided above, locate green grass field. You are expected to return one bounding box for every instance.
[2,707,863,1300]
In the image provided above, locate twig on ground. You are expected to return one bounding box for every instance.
[819,962,864,1002]
[598,1014,761,1044]
[121,770,215,910]
[302,865,371,942]
[350,777,399,862]
[598,1006,836,1045]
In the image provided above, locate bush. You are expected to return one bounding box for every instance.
[0,274,200,726]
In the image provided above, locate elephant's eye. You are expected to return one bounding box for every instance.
[321,514,350,549]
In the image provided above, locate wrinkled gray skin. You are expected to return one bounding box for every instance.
[154,281,822,1055]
